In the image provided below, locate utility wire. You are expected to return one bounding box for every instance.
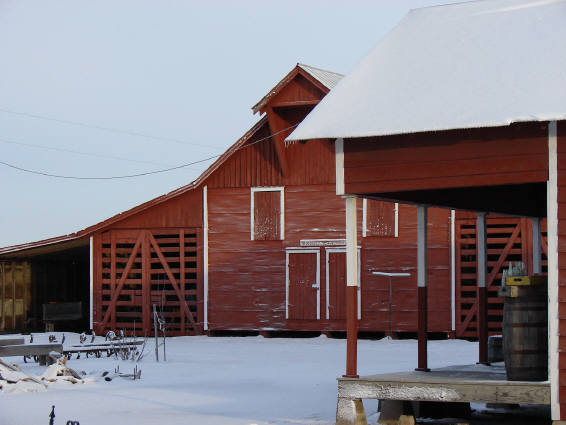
[0,124,298,180]
[0,107,221,151]
[0,137,171,167]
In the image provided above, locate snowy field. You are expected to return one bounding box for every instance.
[0,333,551,425]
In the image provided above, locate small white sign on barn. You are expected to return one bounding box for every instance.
[300,239,346,247]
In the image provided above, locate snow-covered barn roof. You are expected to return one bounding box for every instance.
[287,0,566,141]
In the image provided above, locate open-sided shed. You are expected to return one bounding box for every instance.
[288,0,566,422]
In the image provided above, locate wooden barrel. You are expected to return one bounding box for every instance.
[502,285,547,381]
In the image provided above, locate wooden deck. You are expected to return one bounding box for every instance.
[338,363,550,405]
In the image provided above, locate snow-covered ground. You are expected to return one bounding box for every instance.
[0,334,550,424]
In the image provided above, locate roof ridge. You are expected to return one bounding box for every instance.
[297,63,344,77]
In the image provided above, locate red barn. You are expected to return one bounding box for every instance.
[1,63,485,339]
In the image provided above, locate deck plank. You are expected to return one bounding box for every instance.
[337,364,550,405]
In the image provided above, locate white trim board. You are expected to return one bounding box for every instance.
[335,138,345,195]
[285,248,320,320]
[89,236,94,331]
[203,185,209,331]
[450,209,456,332]
[547,121,560,420]
[325,247,361,320]
[250,186,285,240]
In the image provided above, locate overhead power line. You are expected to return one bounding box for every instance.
[0,155,218,180]
[0,107,221,151]
[0,137,171,167]
[0,124,299,180]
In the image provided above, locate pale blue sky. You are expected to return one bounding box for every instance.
[0,0,461,246]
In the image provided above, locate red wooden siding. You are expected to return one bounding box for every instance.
[105,189,202,229]
[207,185,452,333]
[284,184,358,241]
[93,228,200,336]
[455,215,548,338]
[207,187,286,330]
[361,205,451,333]
[556,121,566,417]
[288,252,318,320]
[206,122,283,189]
[253,190,281,241]
[327,251,346,320]
[285,139,335,186]
[205,136,335,189]
[366,200,395,237]
[343,123,548,195]
[267,73,325,108]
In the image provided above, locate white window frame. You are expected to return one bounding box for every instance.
[362,198,399,238]
[285,248,320,320]
[325,247,361,320]
[250,186,285,241]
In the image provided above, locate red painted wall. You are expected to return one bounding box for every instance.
[102,189,203,229]
[344,123,548,195]
[207,183,452,333]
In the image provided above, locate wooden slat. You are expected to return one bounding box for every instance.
[148,233,199,332]
[100,234,143,330]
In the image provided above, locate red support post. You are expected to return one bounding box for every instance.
[416,286,430,371]
[343,196,359,378]
[415,205,430,372]
[344,285,359,378]
[478,286,489,364]
[476,212,489,365]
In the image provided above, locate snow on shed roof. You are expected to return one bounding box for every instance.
[287,0,566,141]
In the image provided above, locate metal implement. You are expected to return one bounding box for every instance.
[372,271,411,337]
[49,406,55,425]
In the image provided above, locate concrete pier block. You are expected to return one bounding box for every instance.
[336,398,367,425]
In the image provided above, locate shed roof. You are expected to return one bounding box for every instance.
[287,0,566,141]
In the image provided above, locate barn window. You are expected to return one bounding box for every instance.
[251,187,285,240]
[362,199,398,237]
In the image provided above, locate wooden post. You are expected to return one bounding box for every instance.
[531,217,542,275]
[416,205,430,372]
[110,231,116,331]
[477,212,489,365]
[547,121,560,421]
[203,185,209,332]
[142,231,151,335]
[344,196,359,378]
[180,230,186,334]
[153,304,159,362]
[89,235,94,331]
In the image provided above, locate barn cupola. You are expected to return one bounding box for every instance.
[251,63,342,177]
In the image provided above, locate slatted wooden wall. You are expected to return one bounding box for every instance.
[455,216,548,338]
[94,228,201,336]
